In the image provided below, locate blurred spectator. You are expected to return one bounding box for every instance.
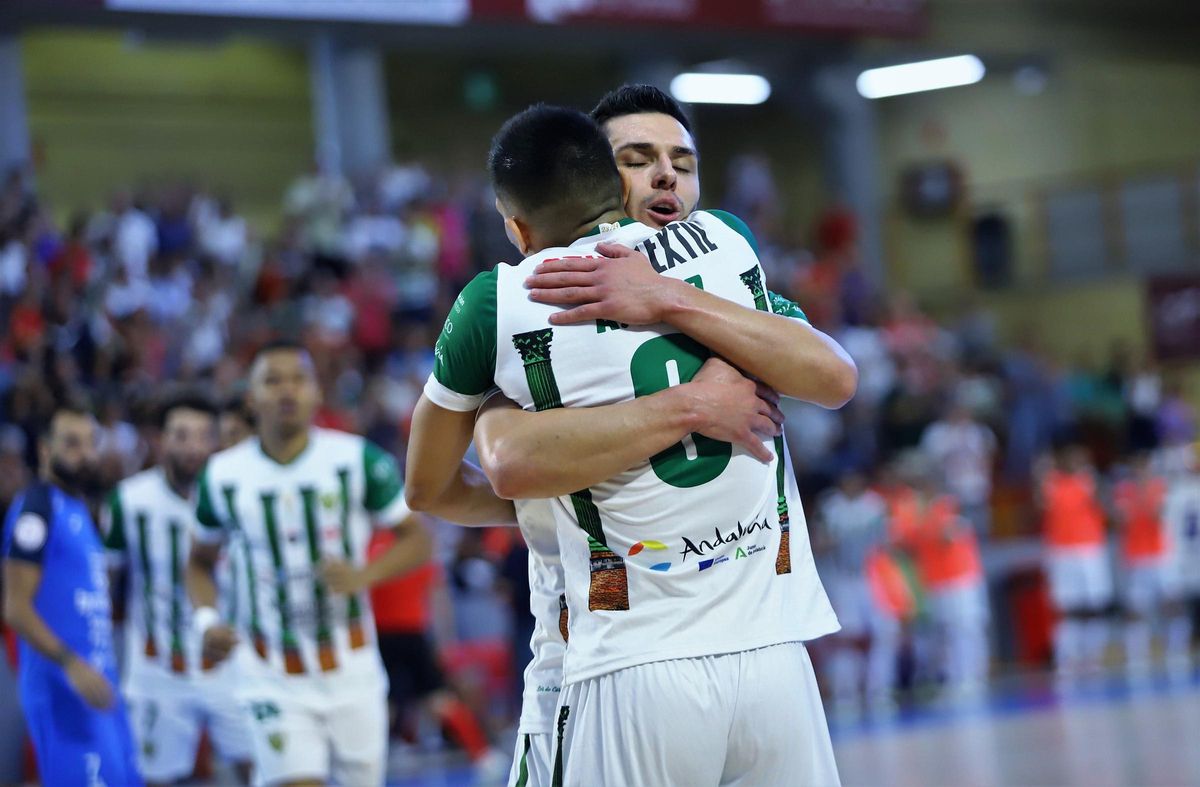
[111,190,158,281]
[920,400,997,535]
[196,194,249,268]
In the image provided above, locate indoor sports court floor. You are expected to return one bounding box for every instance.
[389,674,1200,786]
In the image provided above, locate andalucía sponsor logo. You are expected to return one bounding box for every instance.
[678,517,773,571]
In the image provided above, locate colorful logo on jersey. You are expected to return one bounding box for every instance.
[628,540,671,571]
[268,732,286,753]
[684,518,772,571]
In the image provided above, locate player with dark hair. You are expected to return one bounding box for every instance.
[103,388,254,785]
[217,391,255,451]
[3,403,142,786]
[188,340,432,786]
[408,104,845,785]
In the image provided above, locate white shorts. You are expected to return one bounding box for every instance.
[509,732,554,787]
[125,669,253,783]
[240,682,388,787]
[1124,557,1182,615]
[1047,547,1114,612]
[555,642,839,787]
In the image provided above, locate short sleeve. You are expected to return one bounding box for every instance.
[363,440,411,527]
[194,465,226,544]
[424,269,498,412]
[707,209,760,256]
[3,485,52,565]
[768,291,808,323]
[102,489,127,552]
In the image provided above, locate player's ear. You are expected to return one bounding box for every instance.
[505,215,533,257]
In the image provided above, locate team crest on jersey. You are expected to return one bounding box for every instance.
[268,732,286,753]
[321,492,338,510]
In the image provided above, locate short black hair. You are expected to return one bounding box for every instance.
[591,84,693,135]
[43,394,95,440]
[157,387,218,430]
[488,104,623,237]
[220,391,255,426]
[253,338,310,364]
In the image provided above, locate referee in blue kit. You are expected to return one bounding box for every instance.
[3,402,141,786]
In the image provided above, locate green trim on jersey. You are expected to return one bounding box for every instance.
[135,511,158,656]
[513,327,628,611]
[103,490,127,550]
[708,209,759,255]
[363,441,404,514]
[433,269,498,398]
[738,265,793,575]
[336,468,366,633]
[221,485,264,643]
[768,291,808,322]
[259,492,301,656]
[168,521,186,668]
[300,487,335,664]
[196,467,221,533]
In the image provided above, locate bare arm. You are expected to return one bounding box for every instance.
[187,539,238,665]
[3,559,115,709]
[324,513,434,593]
[474,357,783,499]
[404,393,517,525]
[186,540,222,611]
[525,243,858,408]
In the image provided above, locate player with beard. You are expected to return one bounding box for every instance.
[103,390,253,785]
[3,402,142,786]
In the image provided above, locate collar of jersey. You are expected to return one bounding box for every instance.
[255,431,314,467]
[577,216,638,240]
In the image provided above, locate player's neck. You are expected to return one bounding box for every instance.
[258,427,311,466]
[563,208,628,246]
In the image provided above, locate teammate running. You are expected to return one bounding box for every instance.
[104,390,253,784]
[410,105,848,785]
[3,403,142,786]
[188,340,432,786]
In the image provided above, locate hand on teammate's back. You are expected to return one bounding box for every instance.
[201,625,239,666]
[321,559,367,594]
[685,357,784,463]
[526,243,678,326]
[65,657,116,710]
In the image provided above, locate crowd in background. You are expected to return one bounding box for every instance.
[2,155,1199,730]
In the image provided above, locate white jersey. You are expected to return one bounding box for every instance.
[1164,475,1200,593]
[105,467,213,684]
[426,210,838,684]
[194,428,411,690]
[514,498,566,734]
